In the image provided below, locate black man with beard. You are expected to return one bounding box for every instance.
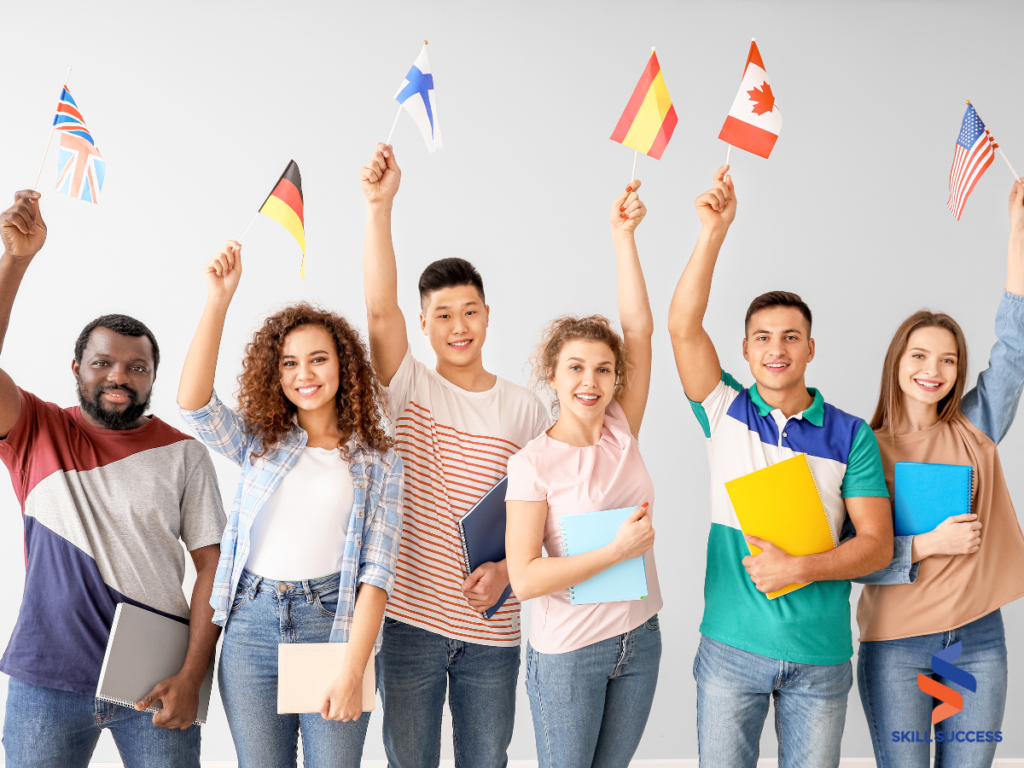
[0,190,226,768]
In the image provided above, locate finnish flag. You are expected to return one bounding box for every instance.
[394,45,442,153]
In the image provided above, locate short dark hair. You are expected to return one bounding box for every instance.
[744,291,813,336]
[75,314,161,371]
[418,257,485,308]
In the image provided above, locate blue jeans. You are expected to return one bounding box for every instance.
[858,609,1008,768]
[2,676,200,768]
[218,570,371,768]
[693,634,852,768]
[525,614,662,768]
[377,617,520,768]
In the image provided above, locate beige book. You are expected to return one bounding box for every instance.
[277,643,376,714]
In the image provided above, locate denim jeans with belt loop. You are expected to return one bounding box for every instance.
[218,569,372,768]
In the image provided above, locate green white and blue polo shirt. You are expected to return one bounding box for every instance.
[690,371,888,665]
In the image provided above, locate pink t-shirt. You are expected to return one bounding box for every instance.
[505,399,662,655]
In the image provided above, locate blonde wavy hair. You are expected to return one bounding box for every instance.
[530,314,627,415]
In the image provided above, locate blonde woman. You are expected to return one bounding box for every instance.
[505,181,661,768]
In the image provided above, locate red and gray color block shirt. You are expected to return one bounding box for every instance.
[0,389,226,694]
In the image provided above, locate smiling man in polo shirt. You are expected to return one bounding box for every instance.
[667,167,893,768]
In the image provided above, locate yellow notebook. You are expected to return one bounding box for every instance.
[724,453,837,600]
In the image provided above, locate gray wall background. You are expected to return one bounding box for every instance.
[1,0,1022,762]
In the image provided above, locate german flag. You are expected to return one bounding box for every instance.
[610,50,678,160]
[259,160,306,278]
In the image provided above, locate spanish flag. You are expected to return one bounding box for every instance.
[259,160,306,278]
[610,50,678,160]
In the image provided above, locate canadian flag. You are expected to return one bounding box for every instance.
[718,39,782,159]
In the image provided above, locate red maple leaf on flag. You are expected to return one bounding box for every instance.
[746,82,775,116]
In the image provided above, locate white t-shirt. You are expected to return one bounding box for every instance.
[385,349,551,647]
[247,447,354,581]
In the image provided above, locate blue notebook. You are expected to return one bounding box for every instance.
[893,461,974,536]
[559,507,649,605]
[458,476,513,619]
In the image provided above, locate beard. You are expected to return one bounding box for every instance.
[77,378,152,430]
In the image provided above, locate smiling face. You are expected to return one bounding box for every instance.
[419,284,489,369]
[743,306,815,395]
[278,325,341,415]
[897,326,959,409]
[548,339,618,425]
[72,327,156,430]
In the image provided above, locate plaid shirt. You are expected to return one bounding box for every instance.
[178,391,404,650]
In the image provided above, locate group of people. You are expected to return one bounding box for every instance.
[0,140,1021,768]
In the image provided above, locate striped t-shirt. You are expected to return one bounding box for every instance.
[0,389,226,694]
[690,372,888,665]
[386,350,550,647]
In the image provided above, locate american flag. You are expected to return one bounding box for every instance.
[52,86,105,204]
[947,103,997,220]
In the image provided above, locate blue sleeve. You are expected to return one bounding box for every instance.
[960,291,1024,443]
[852,535,920,585]
[177,390,253,467]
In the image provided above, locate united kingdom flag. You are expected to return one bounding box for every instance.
[52,86,105,204]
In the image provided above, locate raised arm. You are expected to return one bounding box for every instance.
[361,142,408,386]
[667,166,736,403]
[1008,181,1024,294]
[0,191,47,438]
[611,180,653,437]
[960,181,1024,443]
[177,241,242,410]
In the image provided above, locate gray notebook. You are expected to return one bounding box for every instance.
[95,603,214,726]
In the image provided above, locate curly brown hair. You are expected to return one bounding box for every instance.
[530,314,627,415]
[236,302,392,462]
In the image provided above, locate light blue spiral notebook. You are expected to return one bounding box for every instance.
[893,461,974,537]
[560,507,649,605]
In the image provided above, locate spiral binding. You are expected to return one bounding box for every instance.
[458,526,473,575]
[967,466,975,511]
[95,694,206,726]
[560,520,576,600]
[802,455,837,547]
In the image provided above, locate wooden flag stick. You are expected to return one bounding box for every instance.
[32,67,72,192]
[385,105,403,145]
[630,149,638,184]
[238,212,260,242]
[999,148,1022,184]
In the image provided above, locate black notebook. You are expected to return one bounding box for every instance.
[458,476,514,619]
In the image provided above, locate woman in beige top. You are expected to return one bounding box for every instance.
[854,182,1024,767]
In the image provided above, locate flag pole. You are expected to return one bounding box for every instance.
[726,145,731,167]
[999,148,1022,184]
[630,149,638,184]
[385,105,403,145]
[32,67,72,192]
[238,212,260,242]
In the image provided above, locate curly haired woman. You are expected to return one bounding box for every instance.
[176,240,403,768]
[505,181,662,768]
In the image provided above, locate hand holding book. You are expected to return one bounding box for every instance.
[610,503,654,563]
[741,534,803,596]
